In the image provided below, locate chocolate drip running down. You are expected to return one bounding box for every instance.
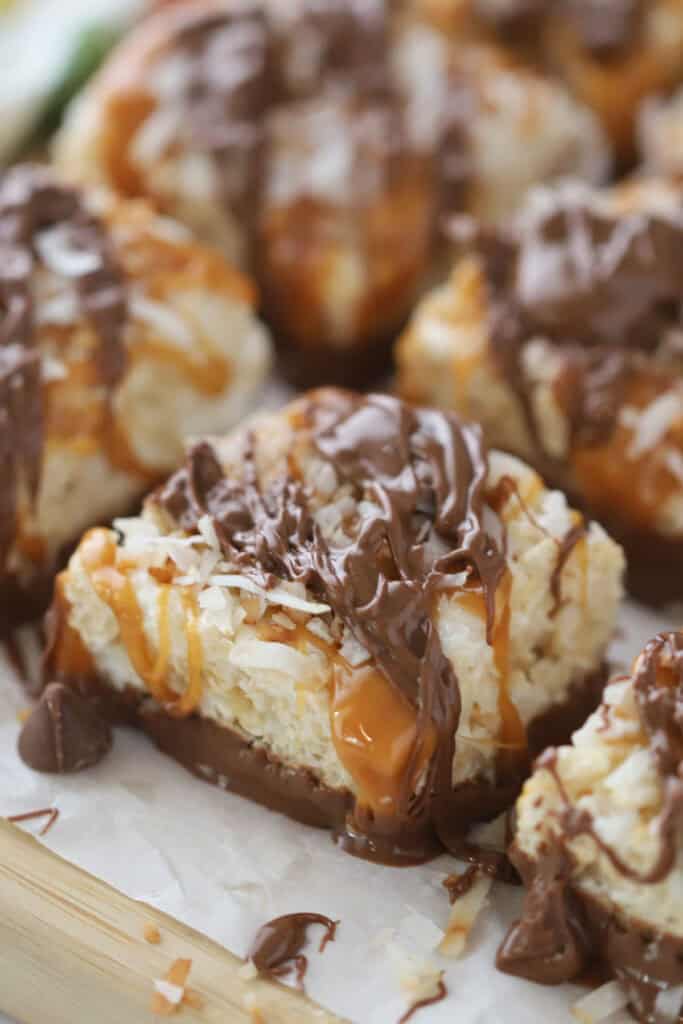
[460,189,683,454]
[156,390,507,863]
[248,912,338,989]
[498,632,683,1019]
[0,164,127,568]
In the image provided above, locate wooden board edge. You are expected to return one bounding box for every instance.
[0,818,345,1024]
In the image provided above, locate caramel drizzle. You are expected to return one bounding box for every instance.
[153,391,509,861]
[257,616,433,819]
[456,576,526,754]
[45,574,96,681]
[78,529,202,716]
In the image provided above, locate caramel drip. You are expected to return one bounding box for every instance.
[79,528,202,715]
[176,589,203,718]
[456,579,526,753]
[103,91,157,197]
[44,351,160,482]
[257,616,435,816]
[330,665,436,816]
[44,326,230,484]
[153,391,506,861]
[102,416,164,485]
[131,339,231,397]
[492,572,525,753]
[47,574,96,680]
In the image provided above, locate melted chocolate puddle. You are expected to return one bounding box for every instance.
[248,912,338,989]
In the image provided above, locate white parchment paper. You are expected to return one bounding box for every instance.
[0,599,678,1024]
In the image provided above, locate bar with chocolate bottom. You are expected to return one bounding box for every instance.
[0,163,271,625]
[53,0,608,383]
[498,632,683,1024]
[44,390,623,864]
[397,179,683,604]
[415,0,683,162]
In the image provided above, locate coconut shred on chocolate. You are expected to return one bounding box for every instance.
[156,390,507,863]
[0,164,127,570]
[460,187,683,458]
[498,633,683,1021]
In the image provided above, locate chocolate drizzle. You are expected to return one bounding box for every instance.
[135,0,472,302]
[398,978,447,1024]
[498,632,683,1019]
[565,0,645,58]
[463,189,683,454]
[476,0,644,57]
[168,2,404,222]
[156,390,507,863]
[445,836,520,884]
[248,912,337,989]
[0,164,127,571]
[173,6,273,241]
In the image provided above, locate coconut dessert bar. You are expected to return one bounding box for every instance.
[397,179,683,604]
[53,0,608,381]
[0,163,270,624]
[498,631,683,1024]
[417,0,683,161]
[42,390,623,863]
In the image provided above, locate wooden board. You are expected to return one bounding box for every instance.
[0,818,345,1024]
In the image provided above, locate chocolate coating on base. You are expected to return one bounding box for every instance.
[499,847,683,1023]
[18,682,112,773]
[498,634,683,1020]
[47,662,607,865]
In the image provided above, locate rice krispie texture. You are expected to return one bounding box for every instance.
[47,390,624,862]
[0,163,271,621]
[500,632,683,1023]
